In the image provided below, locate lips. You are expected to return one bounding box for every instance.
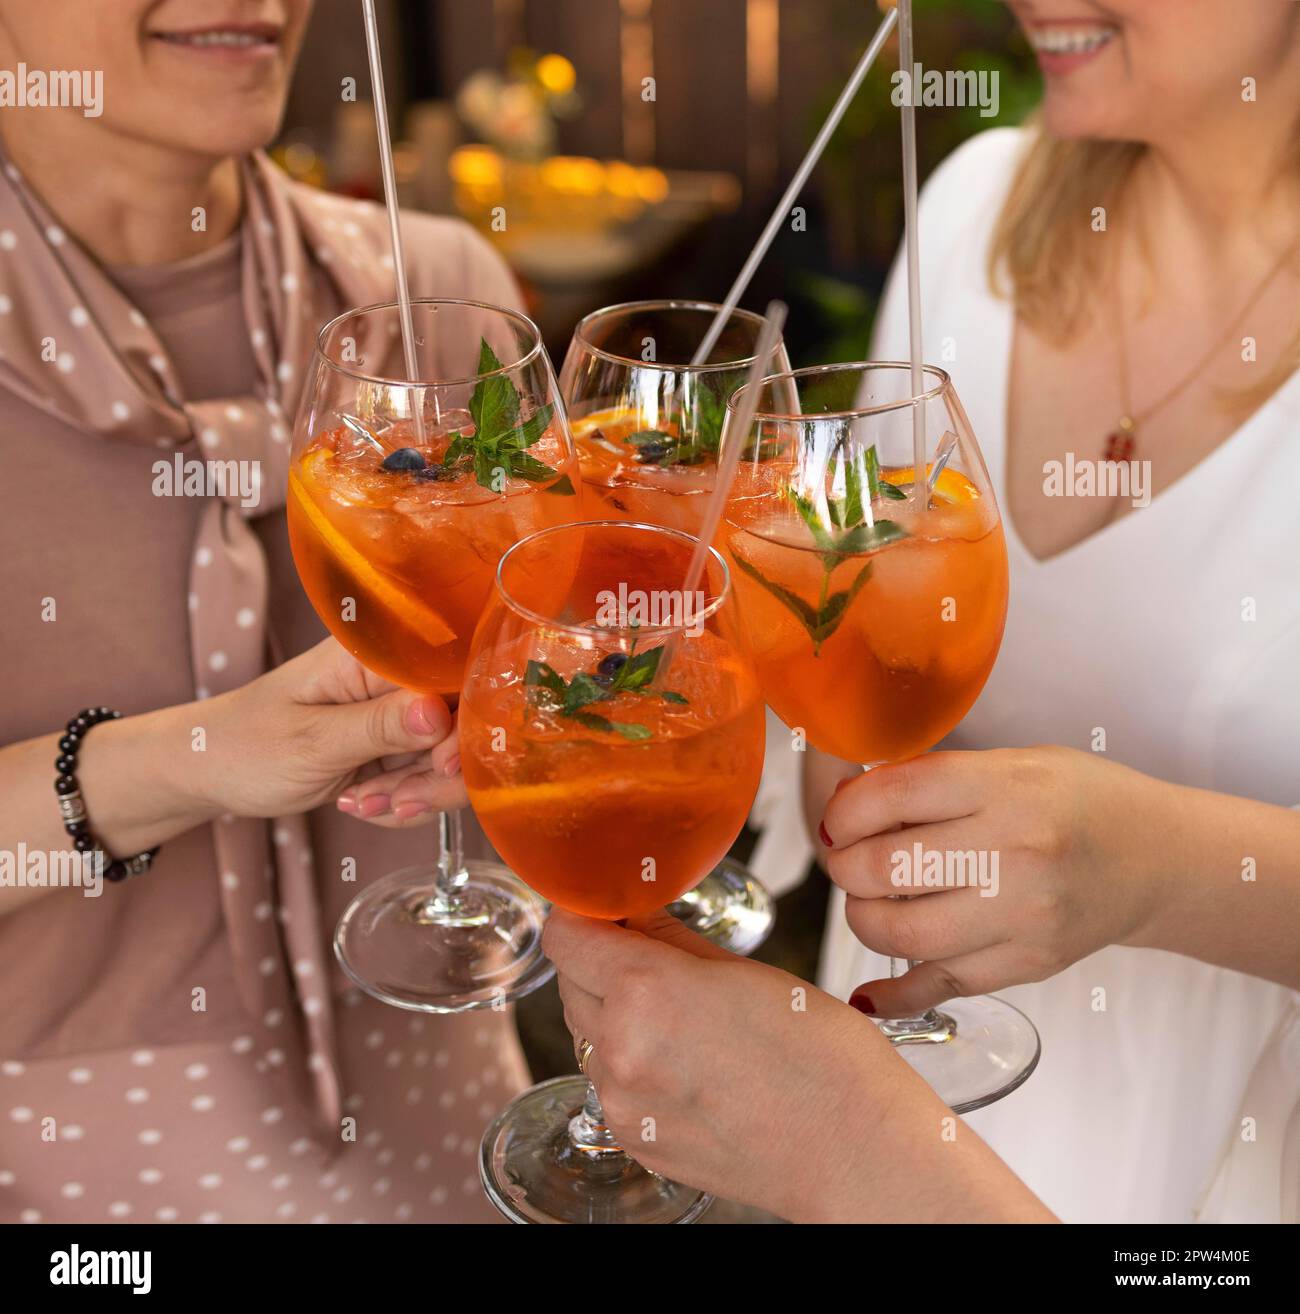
[1026,26,1117,56]
[149,25,280,50]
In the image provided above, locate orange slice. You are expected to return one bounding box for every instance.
[884,466,980,503]
[289,456,457,650]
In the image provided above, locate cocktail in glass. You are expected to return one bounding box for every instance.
[463,520,765,1223]
[288,297,580,1012]
[717,361,1040,1112]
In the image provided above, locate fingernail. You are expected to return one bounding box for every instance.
[849,990,877,1016]
[442,754,460,778]
[336,796,358,814]
[405,698,441,737]
[818,820,833,847]
[358,794,391,818]
[393,801,433,821]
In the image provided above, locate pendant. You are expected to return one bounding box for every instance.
[1104,415,1136,463]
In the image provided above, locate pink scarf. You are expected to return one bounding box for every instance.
[0,148,402,1129]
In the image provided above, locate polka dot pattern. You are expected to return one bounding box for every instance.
[0,1002,527,1224]
[0,149,534,1226]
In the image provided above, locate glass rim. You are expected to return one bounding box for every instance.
[570,299,779,376]
[493,519,733,639]
[728,360,953,422]
[313,297,545,389]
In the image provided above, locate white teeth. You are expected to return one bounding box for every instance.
[160,31,270,48]
[1029,28,1116,55]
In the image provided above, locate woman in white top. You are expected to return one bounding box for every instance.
[539,0,1300,1224]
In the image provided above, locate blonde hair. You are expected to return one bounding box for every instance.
[987,116,1300,410]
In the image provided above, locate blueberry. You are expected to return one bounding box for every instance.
[596,653,628,683]
[635,442,670,464]
[380,447,426,472]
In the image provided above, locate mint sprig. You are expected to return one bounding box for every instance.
[523,642,688,741]
[443,338,575,494]
[732,447,908,655]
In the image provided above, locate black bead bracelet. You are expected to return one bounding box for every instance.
[55,707,159,883]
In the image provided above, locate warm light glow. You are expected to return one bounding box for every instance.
[536,53,577,95]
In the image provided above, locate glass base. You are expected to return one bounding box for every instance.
[668,857,775,956]
[480,1075,713,1224]
[333,859,554,1013]
[879,994,1040,1114]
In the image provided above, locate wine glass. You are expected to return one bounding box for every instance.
[717,361,1040,1113]
[461,520,766,1223]
[287,297,580,1012]
[559,300,789,953]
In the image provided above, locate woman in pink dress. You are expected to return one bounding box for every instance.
[0,1,530,1223]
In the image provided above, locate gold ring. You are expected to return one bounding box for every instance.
[576,1038,594,1075]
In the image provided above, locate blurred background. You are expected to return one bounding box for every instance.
[278,0,1038,368]
[277,0,1040,1113]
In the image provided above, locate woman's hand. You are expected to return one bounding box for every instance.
[543,909,1054,1223]
[819,747,1182,1015]
[200,637,465,825]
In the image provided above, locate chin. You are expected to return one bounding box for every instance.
[1039,90,1142,144]
[160,107,288,160]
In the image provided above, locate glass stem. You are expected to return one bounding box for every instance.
[409,809,490,927]
[880,955,954,1042]
[567,1080,626,1160]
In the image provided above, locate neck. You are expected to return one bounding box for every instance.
[0,114,243,267]
[1135,89,1300,259]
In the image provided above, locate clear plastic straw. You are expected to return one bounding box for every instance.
[689,8,899,367]
[361,0,424,437]
[898,0,927,506]
[680,300,787,606]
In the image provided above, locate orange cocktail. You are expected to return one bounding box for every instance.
[723,465,1007,763]
[560,300,790,536]
[288,419,575,696]
[717,361,1008,766]
[460,521,765,920]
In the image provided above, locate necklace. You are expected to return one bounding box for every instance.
[1106,235,1300,463]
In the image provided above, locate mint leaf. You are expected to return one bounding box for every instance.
[659,690,689,705]
[570,711,652,741]
[563,673,611,715]
[505,403,553,451]
[610,645,662,693]
[626,429,674,446]
[732,547,875,653]
[462,337,565,491]
[544,474,576,496]
[506,450,559,482]
[469,339,518,446]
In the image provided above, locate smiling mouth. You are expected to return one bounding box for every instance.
[149,26,280,51]
[1026,25,1118,56]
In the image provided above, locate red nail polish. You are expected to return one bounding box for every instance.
[849,990,876,1016]
[818,820,833,847]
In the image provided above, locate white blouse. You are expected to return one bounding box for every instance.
[818,127,1300,1223]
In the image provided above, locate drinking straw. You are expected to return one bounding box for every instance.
[360,0,423,434]
[898,0,927,507]
[689,6,899,368]
[679,300,787,613]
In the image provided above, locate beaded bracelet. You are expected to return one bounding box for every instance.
[55,707,159,883]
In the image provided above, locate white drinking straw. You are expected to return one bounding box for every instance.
[898,0,927,507]
[361,0,423,423]
[689,7,899,367]
[679,300,787,608]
